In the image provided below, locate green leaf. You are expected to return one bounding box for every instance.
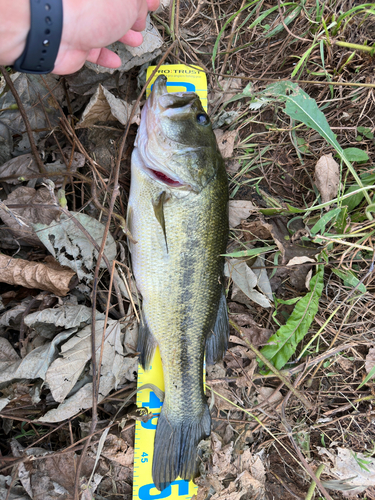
[344,173,375,211]
[342,147,369,162]
[357,126,374,139]
[310,207,341,236]
[260,265,324,369]
[357,364,375,389]
[263,81,372,210]
[223,245,276,258]
[331,268,366,293]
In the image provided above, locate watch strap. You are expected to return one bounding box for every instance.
[13,0,63,74]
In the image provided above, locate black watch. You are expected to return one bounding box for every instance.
[13,0,63,74]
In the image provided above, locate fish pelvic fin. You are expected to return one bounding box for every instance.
[137,313,157,370]
[152,405,211,491]
[205,288,229,365]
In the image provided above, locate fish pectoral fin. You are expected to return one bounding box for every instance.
[137,313,157,370]
[152,191,169,251]
[205,288,229,365]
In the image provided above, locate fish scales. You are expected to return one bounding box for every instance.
[128,75,229,491]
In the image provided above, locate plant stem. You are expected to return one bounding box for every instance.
[229,319,314,410]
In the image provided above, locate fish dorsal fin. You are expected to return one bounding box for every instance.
[206,289,229,365]
[152,191,169,251]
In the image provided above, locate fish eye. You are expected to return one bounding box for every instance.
[196,112,209,125]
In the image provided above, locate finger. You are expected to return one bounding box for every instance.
[86,48,122,68]
[147,0,160,10]
[118,30,144,47]
[131,0,148,32]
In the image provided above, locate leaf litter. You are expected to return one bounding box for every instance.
[1,1,375,498]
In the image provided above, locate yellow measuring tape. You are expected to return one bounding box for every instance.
[132,64,208,500]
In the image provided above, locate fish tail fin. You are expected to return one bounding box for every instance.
[152,405,211,491]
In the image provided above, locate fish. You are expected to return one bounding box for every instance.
[127,74,229,491]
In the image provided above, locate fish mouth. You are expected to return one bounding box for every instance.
[146,167,184,187]
[151,75,198,112]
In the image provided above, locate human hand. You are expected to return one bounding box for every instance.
[53,0,160,74]
[0,0,160,75]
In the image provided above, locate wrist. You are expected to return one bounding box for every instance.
[0,0,30,65]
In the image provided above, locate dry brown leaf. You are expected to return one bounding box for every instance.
[257,386,283,405]
[242,220,272,241]
[214,129,237,158]
[365,347,375,377]
[263,216,318,265]
[11,442,99,500]
[287,256,315,266]
[211,433,237,479]
[0,149,84,186]
[236,324,273,347]
[226,159,240,173]
[0,187,59,246]
[209,383,238,411]
[77,84,140,128]
[229,200,255,228]
[0,253,76,296]
[315,153,340,205]
[100,434,134,467]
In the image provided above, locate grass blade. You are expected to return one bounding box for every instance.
[263,82,372,213]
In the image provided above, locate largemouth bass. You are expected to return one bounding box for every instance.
[128,75,229,491]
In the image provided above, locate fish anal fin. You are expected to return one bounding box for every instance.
[137,314,157,370]
[206,289,229,365]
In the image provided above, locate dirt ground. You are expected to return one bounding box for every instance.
[0,1,375,499]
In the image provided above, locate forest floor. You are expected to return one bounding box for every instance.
[0,1,375,499]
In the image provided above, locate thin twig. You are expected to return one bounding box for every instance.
[73,40,178,500]
[0,67,46,174]
[229,319,314,410]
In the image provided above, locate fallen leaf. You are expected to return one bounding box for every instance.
[214,129,237,158]
[226,159,240,173]
[0,253,76,296]
[10,441,100,500]
[25,304,99,337]
[0,474,30,500]
[229,200,255,228]
[251,256,273,302]
[0,149,85,186]
[305,268,313,289]
[209,384,238,412]
[0,73,62,155]
[46,319,123,402]
[100,434,134,467]
[315,154,340,205]
[257,386,283,405]
[34,212,117,282]
[318,447,375,493]
[211,433,237,480]
[287,256,315,266]
[242,220,272,241]
[39,373,115,422]
[0,329,75,385]
[77,84,140,128]
[0,187,60,246]
[365,347,375,378]
[225,259,271,308]
[264,216,319,265]
[0,300,33,329]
